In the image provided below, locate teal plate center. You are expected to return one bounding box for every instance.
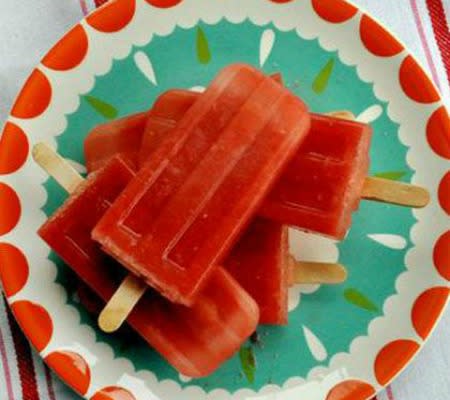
[42,20,415,391]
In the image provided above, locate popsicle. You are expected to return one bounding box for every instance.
[92,64,311,306]
[224,218,289,325]
[137,90,429,239]
[34,143,260,377]
[84,112,148,172]
[80,217,344,327]
[225,218,347,325]
[83,74,283,174]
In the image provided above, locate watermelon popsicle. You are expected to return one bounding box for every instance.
[225,218,289,325]
[83,74,282,174]
[225,218,347,325]
[92,64,311,306]
[137,90,429,239]
[84,112,148,172]
[34,144,259,377]
[77,218,346,327]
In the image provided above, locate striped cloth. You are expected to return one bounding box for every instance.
[0,0,448,399]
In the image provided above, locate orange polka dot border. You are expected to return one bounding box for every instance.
[412,287,449,340]
[438,172,450,215]
[45,351,91,396]
[0,183,21,236]
[433,231,450,280]
[42,25,89,71]
[144,0,184,7]
[0,243,29,297]
[400,56,440,104]
[10,301,53,352]
[91,386,137,400]
[269,0,295,3]
[0,122,29,175]
[87,0,136,33]
[11,69,52,119]
[374,340,420,386]
[360,15,403,57]
[426,106,450,159]
[312,0,358,24]
[325,380,376,400]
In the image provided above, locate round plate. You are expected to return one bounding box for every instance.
[1,0,449,399]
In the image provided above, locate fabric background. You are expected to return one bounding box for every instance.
[0,1,448,399]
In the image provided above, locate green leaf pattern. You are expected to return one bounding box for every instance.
[84,96,118,119]
[312,58,335,94]
[374,171,407,181]
[239,346,256,384]
[196,27,212,64]
[344,288,379,312]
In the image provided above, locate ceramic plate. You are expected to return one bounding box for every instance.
[0,0,449,399]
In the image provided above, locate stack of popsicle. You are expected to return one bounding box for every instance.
[36,64,429,377]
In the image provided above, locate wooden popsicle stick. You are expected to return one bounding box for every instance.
[326,112,430,208]
[362,176,430,208]
[326,110,356,120]
[290,256,348,285]
[32,143,84,193]
[98,274,148,333]
[32,143,149,333]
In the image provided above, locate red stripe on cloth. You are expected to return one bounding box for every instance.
[79,0,89,15]
[4,299,39,400]
[426,0,450,83]
[410,0,443,90]
[94,0,110,7]
[44,366,57,400]
[387,385,395,400]
[0,321,16,400]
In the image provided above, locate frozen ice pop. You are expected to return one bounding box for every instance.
[83,74,283,174]
[138,90,428,239]
[79,217,345,327]
[260,113,371,238]
[84,112,148,172]
[224,218,289,325]
[225,218,347,325]
[35,145,259,377]
[92,64,311,305]
[138,90,370,238]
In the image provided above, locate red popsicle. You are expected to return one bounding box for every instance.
[83,74,283,174]
[138,90,371,239]
[92,64,310,305]
[84,112,148,172]
[36,150,259,377]
[84,88,428,242]
[259,114,371,237]
[225,218,289,325]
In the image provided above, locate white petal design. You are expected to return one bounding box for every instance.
[289,229,339,263]
[179,374,192,383]
[299,284,321,295]
[302,325,328,362]
[288,286,302,311]
[259,29,275,67]
[288,284,321,312]
[134,51,157,86]
[66,158,87,174]
[190,86,205,92]
[356,104,383,124]
[367,234,408,250]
